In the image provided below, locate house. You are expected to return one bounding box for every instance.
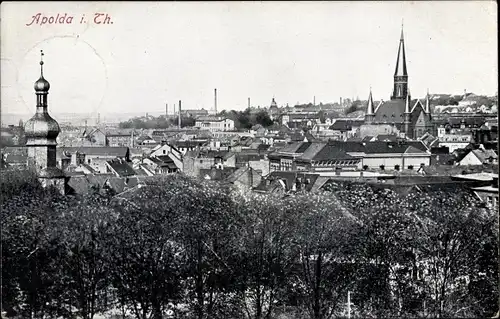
[106,129,137,147]
[183,150,236,177]
[458,148,498,166]
[81,128,107,146]
[268,140,431,172]
[194,116,235,132]
[171,140,206,155]
[142,156,180,175]
[471,176,499,211]
[438,134,474,152]
[57,147,130,172]
[328,119,364,140]
[225,166,263,191]
[106,159,137,177]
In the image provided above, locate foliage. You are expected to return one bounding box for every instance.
[1,171,498,318]
[344,100,363,115]
[119,116,195,129]
[219,109,275,130]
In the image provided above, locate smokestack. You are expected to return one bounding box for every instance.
[166,103,168,117]
[248,97,250,109]
[97,113,100,125]
[214,88,217,114]
[178,100,182,129]
[313,96,316,106]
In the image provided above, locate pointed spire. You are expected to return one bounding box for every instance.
[40,50,44,77]
[366,87,374,115]
[394,23,407,77]
[425,88,431,113]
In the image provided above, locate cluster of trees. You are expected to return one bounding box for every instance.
[119,116,196,130]
[344,101,365,115]
[217,109,274,130]
[1,169,498,319]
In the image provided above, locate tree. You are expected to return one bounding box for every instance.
[236,193,301,319]
[344,101,363,115]
[107,178,186,319]
[288,193,359,319]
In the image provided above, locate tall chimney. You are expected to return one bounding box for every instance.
[248,97,250,109]
[166,103,168,117]
[313,96,316,106]
[178,100,182,129]
[214,88,218,114]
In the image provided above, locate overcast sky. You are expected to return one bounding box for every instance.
[1,1,497,116]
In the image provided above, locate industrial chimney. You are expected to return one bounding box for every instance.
[214,88,218,114]
[248,97,250,109]
[166,103,168,118]
[178,100,182,129]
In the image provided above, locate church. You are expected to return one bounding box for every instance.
[362,26,434,140]
[24,50,67,194]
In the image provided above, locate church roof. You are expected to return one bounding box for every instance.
[373,99,425,123]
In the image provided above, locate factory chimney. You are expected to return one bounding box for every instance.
[178,100,182,129]
[214,88,218,114]
[166,103,168,118]
[248,97,250,109]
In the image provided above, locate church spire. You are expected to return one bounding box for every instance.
[391,22,409,100]
[366,87,374,115]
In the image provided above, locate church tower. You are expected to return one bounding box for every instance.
[24,50,66,194]
[365,88,375,124]
[391,25,408,100]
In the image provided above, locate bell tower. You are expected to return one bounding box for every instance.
[24,50,66,194]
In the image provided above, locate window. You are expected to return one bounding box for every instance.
[395,165,400,171]
[88,159,91,164]
[380,165,385,170]
[408,165,414,170]
[163,150,166,154]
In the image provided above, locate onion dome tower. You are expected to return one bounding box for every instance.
[24,50,66,193]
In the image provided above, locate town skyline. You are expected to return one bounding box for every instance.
[1,1,497,116]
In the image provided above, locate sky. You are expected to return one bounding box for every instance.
[1,1,497,117]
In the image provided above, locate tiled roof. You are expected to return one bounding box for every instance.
[470,149,498,162]
[373,99,423,123]
[58,146,129,158]
[329,119,363,131]
[375,134,399,142]
[106,160,137,177]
